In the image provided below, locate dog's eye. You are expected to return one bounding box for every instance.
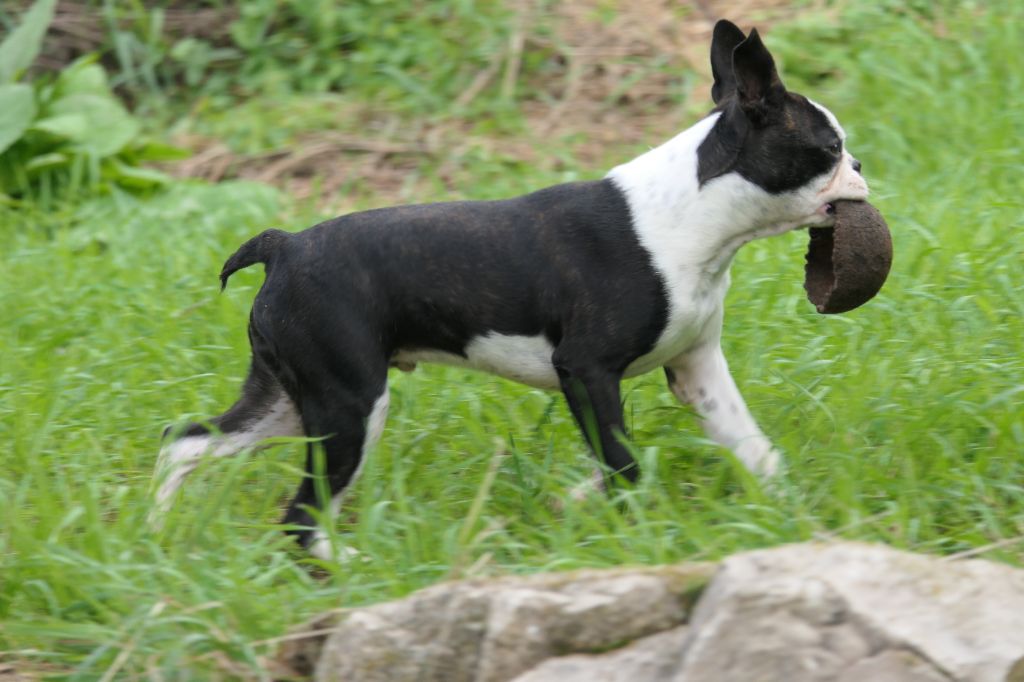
[827,141,842,155]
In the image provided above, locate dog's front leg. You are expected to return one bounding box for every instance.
[554,358,638,485]
[665,343,780,477]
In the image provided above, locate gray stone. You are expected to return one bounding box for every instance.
[836,650,950,682]
[511,626,689,682]
[310,564,713,682]
[677,542,1024,682]
[290,542,1024,682]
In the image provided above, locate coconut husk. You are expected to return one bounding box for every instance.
[804,199,892,314]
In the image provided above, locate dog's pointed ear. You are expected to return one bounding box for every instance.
[710,20,746,104]
[731,28,786,124]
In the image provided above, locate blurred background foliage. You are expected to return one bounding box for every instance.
[3,0,516,105]
[0,0,983,211]
[2,0,527,132]
[1,0,525,205]
[0,0,723,207]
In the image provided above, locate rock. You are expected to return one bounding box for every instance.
[680,542,1024,682]
[836,651,950,682]
[511,626,690,682]
[286,542,1024,682]
[307,564,714,682]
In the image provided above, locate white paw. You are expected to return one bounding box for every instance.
[735,437,782,478]
[569,468,607,501]
[308,533,362,563]
[549,468,607,512]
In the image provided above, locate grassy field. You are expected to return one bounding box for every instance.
[1,1,1023,678]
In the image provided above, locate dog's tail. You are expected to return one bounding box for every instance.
[219,228,291,291]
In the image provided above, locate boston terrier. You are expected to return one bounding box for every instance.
[153,20,868,559]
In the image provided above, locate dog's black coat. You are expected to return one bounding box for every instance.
[224,180,667,377]
[216,179,667,546]
[158,20,865,555]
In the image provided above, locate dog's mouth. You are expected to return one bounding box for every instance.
[791,202,842,233]
[804,202,838,228]
[803,200,892,314]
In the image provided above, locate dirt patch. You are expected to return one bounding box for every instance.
[172,0,824,211]
[522,0,805,139]
[18,0,823,208]
[18,1,237,75]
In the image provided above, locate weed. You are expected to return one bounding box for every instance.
[0,0,177,206]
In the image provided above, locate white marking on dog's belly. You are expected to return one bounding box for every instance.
[393,333,559,389]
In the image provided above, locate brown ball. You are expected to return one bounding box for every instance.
[804,200,893,314]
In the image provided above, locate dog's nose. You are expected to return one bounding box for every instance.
[851,157,862,173]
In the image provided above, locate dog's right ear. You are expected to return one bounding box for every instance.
[731,28,786,125]
[710,20,747,104]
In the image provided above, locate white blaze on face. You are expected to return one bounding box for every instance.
[809,99,869,205]
[809,98,847,140]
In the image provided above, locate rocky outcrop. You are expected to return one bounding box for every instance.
[285,563,713,682]
[279,542,1024,682]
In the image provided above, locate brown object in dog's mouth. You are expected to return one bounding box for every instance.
[804,200,892,314]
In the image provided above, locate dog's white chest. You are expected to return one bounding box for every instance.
[604,112,737,376]
[625,272,727,377]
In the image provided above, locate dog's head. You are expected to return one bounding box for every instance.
[698,20,868,231]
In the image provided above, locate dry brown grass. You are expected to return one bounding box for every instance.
[173,0,826,211]
[18,0,824,208]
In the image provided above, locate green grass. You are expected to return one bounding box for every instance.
[2,2,1023,678]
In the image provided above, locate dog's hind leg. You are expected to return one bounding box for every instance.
[151,356,303,524]
[280,359,390,561]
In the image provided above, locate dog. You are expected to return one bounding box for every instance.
[153,20,868,559]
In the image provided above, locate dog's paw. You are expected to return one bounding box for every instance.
[308,535,362,564]
[550,468,606,513]
[571,468,607,500]
[735,437,782,478]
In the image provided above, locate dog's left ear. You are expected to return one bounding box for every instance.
[710,20,747,104]
[731,28,786,125]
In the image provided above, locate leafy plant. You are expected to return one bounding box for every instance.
[0,0,179,206]
[8,1,518,115]
[171,0,516,112]
[0,0,54,159]
[0,0,55,84]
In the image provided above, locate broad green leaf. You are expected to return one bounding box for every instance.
[31,113,89,142]
[132,140,191,162]
[105,159,169,189]
[45,93,140,156]
[53,59,110,99]
[24,151,67,171]
[0,83,36,154]
[0,0,58,83]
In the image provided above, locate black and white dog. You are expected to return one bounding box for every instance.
[154,20,868,559]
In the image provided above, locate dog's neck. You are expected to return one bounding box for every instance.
[607,112,795,280]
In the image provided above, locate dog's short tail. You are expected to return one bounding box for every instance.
[219,228,291,291]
